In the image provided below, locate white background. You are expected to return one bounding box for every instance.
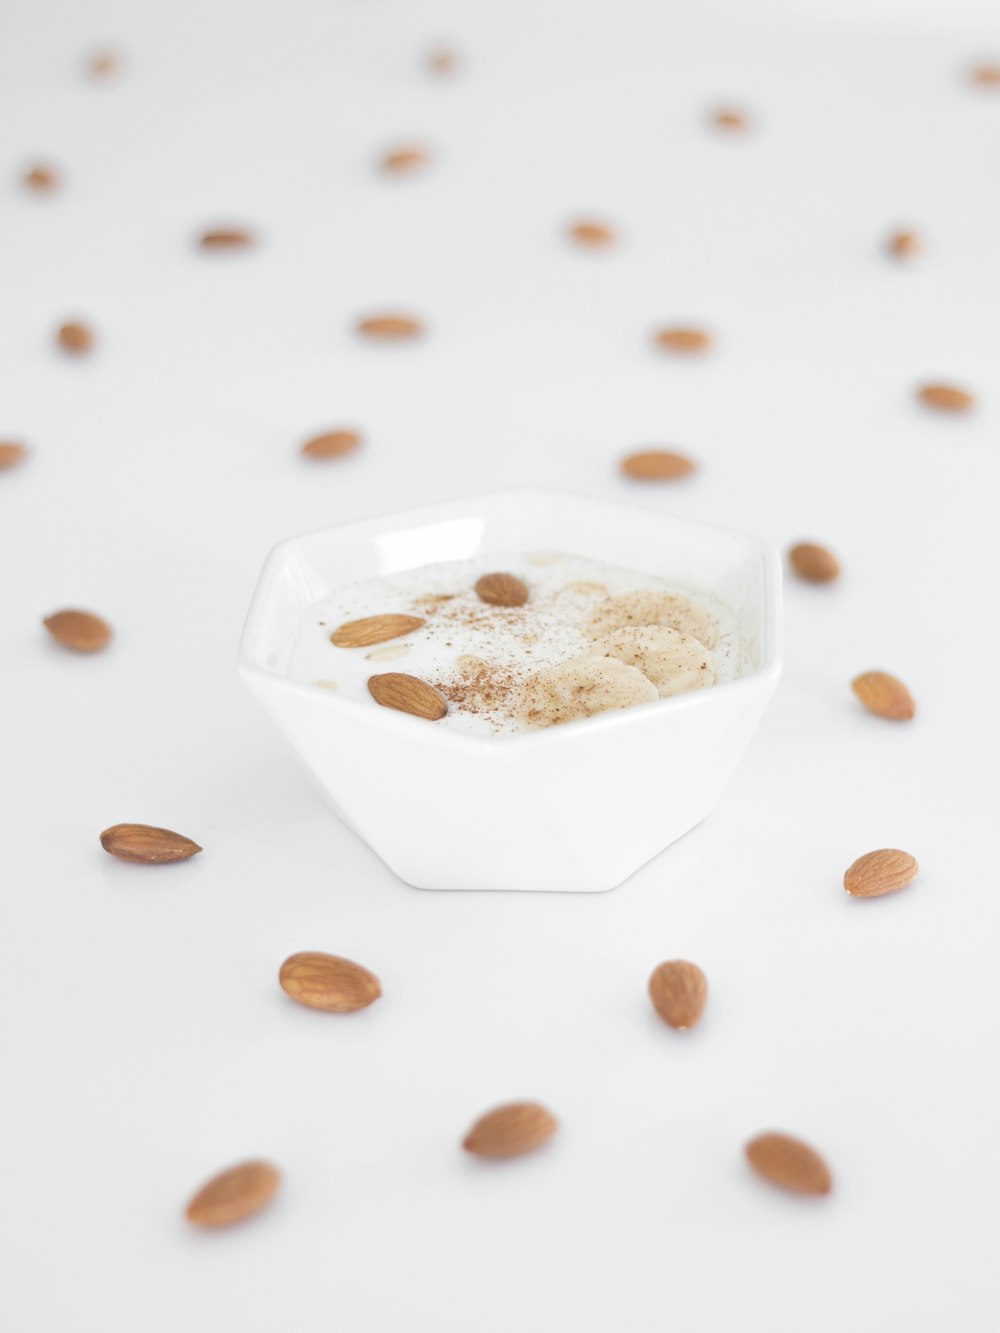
[2,1,999,1329]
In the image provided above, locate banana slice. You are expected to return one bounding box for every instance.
[513,656,658,729]
[588,626,715,698]
[585,590,718,649]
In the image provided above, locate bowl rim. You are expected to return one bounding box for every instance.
[238,487,783,751]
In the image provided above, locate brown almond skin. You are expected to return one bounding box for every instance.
[100,823,202,864]
[381,146,430,173]
[568,221,616,248]
[43,609,112,652]
[355,314,424,341]
[463,1102,558,1159]
[745,1132,832,1196]
[621,450,696,482]
[788,542,840,584]
[301,429,362,460]
[185,1160,281,1227]
[199,228,254,250]
[368,672,448,720]
[844,848,918,898]
[0,442,28,471]
[57,322,95,355]
[649,960,708,1030]
[916,383,975,413]
[851,670,915,721]
[332,613,426,648]
[653,326,713,354]
[887,230,921,260]
[475,573,529,607]
[25,164,60,192]
[279,951,381,1012]
[712,108,749,132]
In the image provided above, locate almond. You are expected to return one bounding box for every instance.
[279,951,382,1012]
[744,1132,832,1195]
[301,429,361,460]
[886,229,921,260]
[916,383,975,413]
[648,960,708,1029]
[0,441,28,471]
[711,107,749,132]
[25,164,59,192]
[185,1160,281,1227]
[381,146,430,173]
[427,46,458,76]
[851,670,915,721]
[788,542,840,583]
[568,220,616,248]
[621,449,696,481]
[368,672,448,719]
[462,1102,558,1159]
[652,326,713,354]
[100,823,202,863]
[844,848,918,898]
[57,321,95,354]
[88,49,122,79]
[43,608,112,652]
[475,572,529,607]
[199,228,254,250]
[970,63,1000,87]
[355,314,424,341]
[332,613,425,648]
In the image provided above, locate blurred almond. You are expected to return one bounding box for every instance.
[356,313,424,340]
[886,229,921,261]
[57,321,95,354]
[368,672,448,719]
[649,960,708,1029]
[185,1160,281,1227]
[381,145,430,174]
[0,441,28,471]
[475,572,529,607]
[844,848,918,898]
[711,107,750,132]
[332,613,425,647]
[653,326,713,354]
[745,1132,832,1195]
[301,429,361,460]
[788,542,840,583]
[25,163,59,192]
[621,449,696,481]
[100,823,202,864]
[279,951,382,1012]
[198,227,254,250]
[43,608,111,651]
[917,383,975,413]
[969,63,1000,87]
[462,1102,558,1159]
[426,46,458,76]
[568,220,616,248]
[851,670,915,721]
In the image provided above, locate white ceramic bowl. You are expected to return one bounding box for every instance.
[239,490,781,892]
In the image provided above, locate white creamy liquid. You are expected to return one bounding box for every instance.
[285,552,745,736]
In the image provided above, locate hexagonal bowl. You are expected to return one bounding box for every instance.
[238,489,781,891]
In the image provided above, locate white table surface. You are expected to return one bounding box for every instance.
[3,1,999,1329]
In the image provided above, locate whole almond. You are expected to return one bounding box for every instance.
[916,383,975,413]
[57,321,95,355]
[653,326,713,354]
[648,960,708,1029]
[199,227,254,250]
[745,1132,832,1196]
[621,449,696,482]
[711,107,749,132]
[427,46,458,76]
[381,146,430,173]
[25,164,60,192]
[185,1160,281,1227]
[368,672,448,720]
[43,608,112,652]
[887,229,921,260]
[851,670,915,721]
[568,220,617,248]
[788,542,840,583]
[462,1101,558,1159]
[100,823,202,863]
[475,572,529,607]
[0,441,28,471]
[332,613,425,647]
[355,314,424,341]
[279,951,382,1012]
[970,63,1000,87]
[301,429,362,460]
[844,848,918,898]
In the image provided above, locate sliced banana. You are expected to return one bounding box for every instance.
[513,656,658,729]
[588,625,715,698]
[585,590,718,649]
